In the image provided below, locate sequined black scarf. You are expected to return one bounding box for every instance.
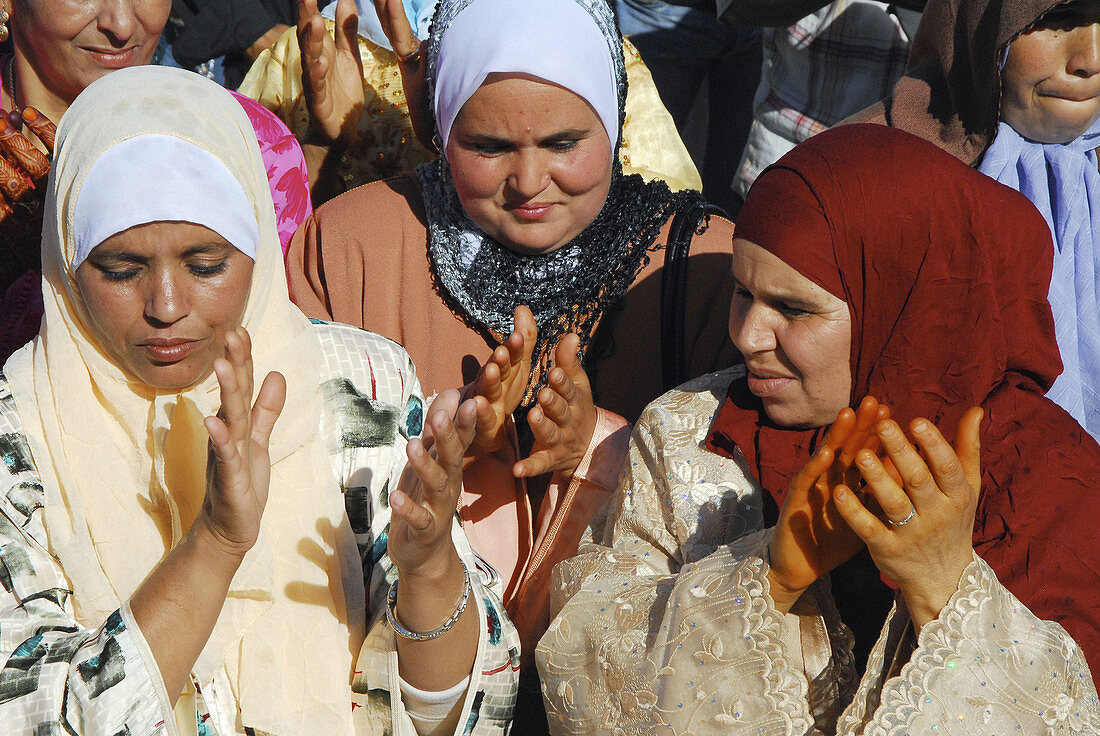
[420,0,704,403]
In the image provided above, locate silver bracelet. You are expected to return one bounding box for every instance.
[386,567,472,641]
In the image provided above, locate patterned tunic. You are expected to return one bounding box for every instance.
[0,322,519,735]
[537,367,1100,735]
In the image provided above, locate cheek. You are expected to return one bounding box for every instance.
[74,275,140,356]
[447,150,503,208]
[783,320,851,398]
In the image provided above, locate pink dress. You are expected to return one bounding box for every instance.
[0,90,313,367]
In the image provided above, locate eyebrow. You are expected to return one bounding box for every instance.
[458,128,594,147]
[89,241,232,262]
[733,277,824,310]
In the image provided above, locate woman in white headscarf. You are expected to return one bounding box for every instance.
[238,0,703,196]
[0,65,516,736]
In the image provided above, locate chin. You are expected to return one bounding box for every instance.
[494,226,574,255]
[129,361,212,392]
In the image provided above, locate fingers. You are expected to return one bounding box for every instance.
[909,417,973,504]
[225,327,254,403]
[389,487,434,531]
[250,371,287,446]
[819,407,856,456]
[0,117,48,183]
[334,0,361,55]
[954,407,983,495]
[374,0,419,58]
[513,305,539,357]
[0,152,29,202]
[788,444,835,499]
[298,0,329,65]
[20,108,55,154]
[213,354,249,446]
[431,399,478,472]
[855,449,913,524]
[832,484,888,543]
[874,419,940,509]
[477,355,505,404]
[839,396,882,467]
[204,414,246,484]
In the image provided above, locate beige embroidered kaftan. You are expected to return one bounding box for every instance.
[536,367,1100,735]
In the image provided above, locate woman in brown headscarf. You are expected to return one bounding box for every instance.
[848,0,1100,441]
[537,124,1100,735]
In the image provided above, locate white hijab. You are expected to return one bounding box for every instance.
[6,66,363,736]
[429,0,621,150]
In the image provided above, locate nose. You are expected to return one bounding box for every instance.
[144,269,189,327]
[1067,23,1100,78]
[98,0,139,45]
[729,300,777,356]
[505,149,551,200]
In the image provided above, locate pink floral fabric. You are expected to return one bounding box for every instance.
[230,91,313,253]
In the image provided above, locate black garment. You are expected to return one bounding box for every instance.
[168,0,331,88]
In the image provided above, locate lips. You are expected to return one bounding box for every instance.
[141,338,202,364]
[80,46,139,69]
[746,368,795,398]
[507,202,555,221]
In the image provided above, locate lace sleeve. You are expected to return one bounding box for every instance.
[538,529,830,735]
[840,554,1100,735]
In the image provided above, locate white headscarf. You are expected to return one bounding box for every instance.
[429,0,621,150]
[6,66,363,736]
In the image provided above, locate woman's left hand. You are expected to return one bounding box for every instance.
[834,408,983,628]
[298,0,365,147]
[513,333,598,479]
[389,390,478,578]
[199,327,287,559]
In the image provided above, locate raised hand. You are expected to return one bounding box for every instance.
[372,0,434,149]
[199,327,287,558]
[767,396,890,613]
[389,390,478,577]
[0,108,54,221]
[465,306,537,459]
[298,0,365,146]
[514,333,598,479]
[834,407,983,628]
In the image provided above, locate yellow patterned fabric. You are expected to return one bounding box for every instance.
[238,23,701,192]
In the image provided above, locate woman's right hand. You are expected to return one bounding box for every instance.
[298,0,365,147]
[463,306,537,460]
[198,327,287,559]
[372,0,434,150]
[0,108,55,221]
[767,396,890,613]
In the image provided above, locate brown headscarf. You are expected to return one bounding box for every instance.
[846,0,1064,164]
[706,124,1100,673]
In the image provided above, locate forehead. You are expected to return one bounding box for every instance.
[732,238,841,304]
[454,75,603,134]
[90,221,230,256]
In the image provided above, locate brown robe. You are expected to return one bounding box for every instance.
[286,174,738,423]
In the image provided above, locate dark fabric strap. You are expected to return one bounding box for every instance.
[660,202,724,392]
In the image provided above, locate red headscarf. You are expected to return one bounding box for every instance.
[706,124,1100,672]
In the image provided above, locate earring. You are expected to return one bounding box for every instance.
[0,11,9,43]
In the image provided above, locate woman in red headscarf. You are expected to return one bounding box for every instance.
[536,123,1100,735]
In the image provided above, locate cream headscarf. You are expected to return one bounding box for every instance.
[5,66,363,736]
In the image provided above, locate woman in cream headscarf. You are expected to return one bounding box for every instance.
[0,65,520,736]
